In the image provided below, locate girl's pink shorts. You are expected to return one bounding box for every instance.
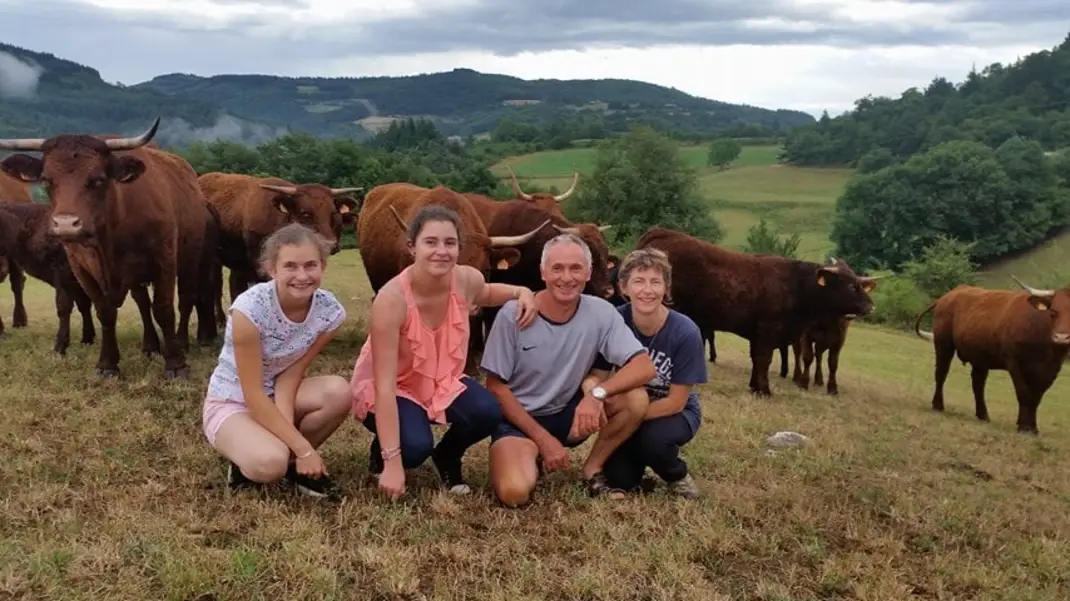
[202,396,249,447]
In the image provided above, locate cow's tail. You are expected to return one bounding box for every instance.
[914,302,937,342]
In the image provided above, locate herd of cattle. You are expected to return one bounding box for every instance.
[0,119,1067,435]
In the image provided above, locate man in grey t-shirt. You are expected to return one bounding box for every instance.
[481,233,656,506]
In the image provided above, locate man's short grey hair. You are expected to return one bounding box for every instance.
[540,232,592,268]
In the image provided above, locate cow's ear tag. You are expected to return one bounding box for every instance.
[496,259,509,269]
[817,275,826,287]
[1037,302,1049,311]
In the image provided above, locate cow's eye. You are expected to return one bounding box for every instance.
[86,177,105,189]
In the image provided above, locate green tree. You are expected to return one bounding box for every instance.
[569,126,722,245]
[831,141,1022,271]
[707,138,742,170]
[742,218,801,258]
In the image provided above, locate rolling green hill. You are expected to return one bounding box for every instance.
[496,144,849,262]
[0,42,813,147]
[499,141,1070,284]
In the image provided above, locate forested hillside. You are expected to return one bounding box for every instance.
[780,34,1070,166]
[137,68,813,140]
[0,43,229,141]
[802,33,1070,275]
[0,43,813,147]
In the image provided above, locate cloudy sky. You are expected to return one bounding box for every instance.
[0,0,1067,116]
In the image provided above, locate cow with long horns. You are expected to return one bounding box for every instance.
[465,165,576,226]
[0,118,216,379]
[915,277,1070,434]
[197,172,360,314]
[358,183,547,373]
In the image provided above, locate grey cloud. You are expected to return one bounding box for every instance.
[0,51,43,98]
[158,114,290,146]
[0,0,1066,85]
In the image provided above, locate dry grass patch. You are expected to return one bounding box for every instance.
[2,251,1070,600]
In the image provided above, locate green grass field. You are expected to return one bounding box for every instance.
[979,229,1070,290]
[493,144,848,262]
[3,253,1070,600]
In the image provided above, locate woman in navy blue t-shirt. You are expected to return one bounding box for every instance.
[592,247,707,499]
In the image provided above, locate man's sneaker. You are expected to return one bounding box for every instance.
[285,463,341,500]
[584,470,627,499]
[431,451,471,495]
[667,474,700,500]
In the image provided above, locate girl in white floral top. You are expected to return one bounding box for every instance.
[202,223,350,498]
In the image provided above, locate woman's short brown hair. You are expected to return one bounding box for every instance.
[617,247,673,303]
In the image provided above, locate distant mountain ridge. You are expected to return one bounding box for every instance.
[0,43,814,147]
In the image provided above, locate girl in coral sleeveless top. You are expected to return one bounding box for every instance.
[350,205,538,499]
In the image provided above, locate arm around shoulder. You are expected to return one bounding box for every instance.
[461,265,531,308]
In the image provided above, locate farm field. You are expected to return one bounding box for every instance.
[494,142,1069,283]
[3,251,1070,600]
[494,144,851,262]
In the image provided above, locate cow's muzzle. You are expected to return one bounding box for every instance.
[1052,332,1070,345]
[50,214,91,240]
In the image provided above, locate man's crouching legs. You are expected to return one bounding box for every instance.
[582,386,649,481]
[489,437,542,507]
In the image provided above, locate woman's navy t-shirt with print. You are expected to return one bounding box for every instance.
[596,304,708,434]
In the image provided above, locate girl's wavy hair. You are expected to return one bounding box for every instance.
[258,222,333,277]
[617,247,674,304]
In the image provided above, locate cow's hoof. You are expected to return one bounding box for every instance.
[164,366,191,380]
[95,367,120,379]
[827,388,839,396]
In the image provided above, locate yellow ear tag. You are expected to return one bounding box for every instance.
[1037,302,1049,311]
[277,204,289,214]
[496,259,509,269]
[817,276,826,286]
[339,205,350,214]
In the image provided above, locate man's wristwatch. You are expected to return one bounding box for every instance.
[590,385,608,402]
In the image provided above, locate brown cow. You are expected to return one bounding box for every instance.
[0,172,31,204]
[0,174,31,332]
[914,277,1070,434]
[483,200,616,298]
[465,166,576,226]
[358,183,547,373]
[198,172,359,314]
[790,315,851,395]
[0,118,216,379]
[0,203,96,353]
[636,227,877,396]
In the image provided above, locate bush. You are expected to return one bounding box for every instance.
[864,277,930,331]
[902,236,977,299]
[742,218,801,258]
